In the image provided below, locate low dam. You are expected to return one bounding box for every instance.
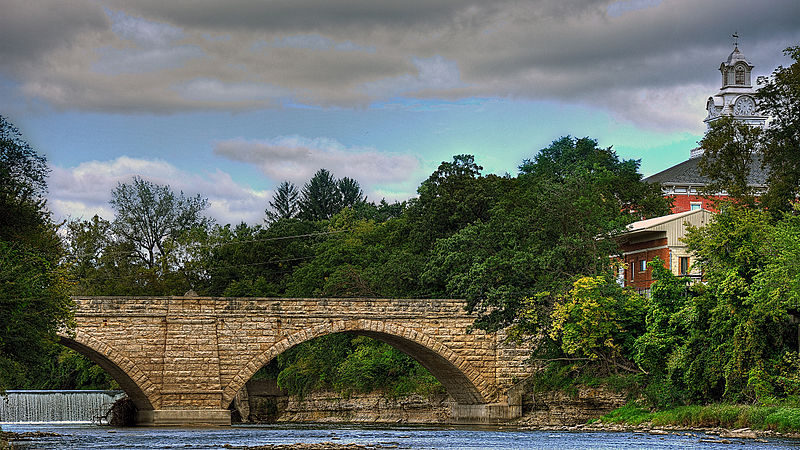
[0,390,124,423]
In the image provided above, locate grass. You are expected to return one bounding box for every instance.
[600,402,652,425]
[601,402,800,433]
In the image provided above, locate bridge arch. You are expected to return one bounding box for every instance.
[222,319,496,408]
[58,331,158,412]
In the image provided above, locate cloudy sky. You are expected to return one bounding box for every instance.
[2,0,798,225]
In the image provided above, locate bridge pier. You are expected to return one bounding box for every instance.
[136,409,231,426]
[451,403,522,424]
[451,385,524,424]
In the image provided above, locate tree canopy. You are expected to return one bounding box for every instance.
[266,181,300,224]
[757,45,800,213]
[110,176,210,269]
[0,115,72,392]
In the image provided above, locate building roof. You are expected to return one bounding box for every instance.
[625,208,704,232]
[644,154,768,187]
[618,208,715,247]
[725,46,751,66]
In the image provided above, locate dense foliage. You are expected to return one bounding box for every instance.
[0,115,73,392]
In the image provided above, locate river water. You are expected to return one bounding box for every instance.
[3,423,800,449]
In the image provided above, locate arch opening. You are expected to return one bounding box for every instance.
[58,335,154,412]
[223,320,494,409]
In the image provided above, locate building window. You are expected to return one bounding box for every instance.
[639,259,647,272]
[735,66,745,85]
[679,257,690,276]
[630,261,635,281]
[690,202,702,211]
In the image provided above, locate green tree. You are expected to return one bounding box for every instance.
[757,45,800,213]
[633,259,696,406]
[423,138,669,333]
[549,276,644,373]
[298,169,342,221]
[266,181,300,224]
[675,206,800,402]
[198,219,320,297]
[337,176,366,208]
[110,176,210,269]
[405,154,504,252]
[0,115,72,392]
[698,115,761,206]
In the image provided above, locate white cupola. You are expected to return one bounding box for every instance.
[694,39,768,158]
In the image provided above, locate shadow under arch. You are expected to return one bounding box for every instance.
[58,331,156,412]
[222,319,496,408]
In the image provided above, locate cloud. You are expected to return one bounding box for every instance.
[251,34,375,53]
[3,0,800,129]
[363,55,466,98]
[48,156,270,225]
[173,79,291,104]
[107,9,185,46]
[94,45,206,75]
[213,136,420,198]
[606,0,662,18]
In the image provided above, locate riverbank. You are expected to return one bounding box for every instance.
[604,402,800,433]
[512,420,788,444]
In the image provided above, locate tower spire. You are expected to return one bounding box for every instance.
[732,32,739,48]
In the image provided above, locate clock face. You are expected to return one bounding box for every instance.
[707,99,718,117]
[734,96,755,116]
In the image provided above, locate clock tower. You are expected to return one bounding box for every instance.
[697,43,768,157]
[646,38,770,212]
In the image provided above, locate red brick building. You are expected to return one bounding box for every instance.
[645,156,765,213]
[616,209,713,295]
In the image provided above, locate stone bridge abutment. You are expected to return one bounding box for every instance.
[61,296,532,426]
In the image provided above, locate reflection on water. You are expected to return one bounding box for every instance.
[3,423,800,449]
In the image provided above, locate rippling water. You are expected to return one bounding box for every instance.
[4,423,800,449]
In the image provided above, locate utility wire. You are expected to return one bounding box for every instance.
[66,229,349,260]
[65,255,316,283]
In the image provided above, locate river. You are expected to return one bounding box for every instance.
[3,423,800,449]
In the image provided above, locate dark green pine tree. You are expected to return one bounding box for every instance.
[299,168,343,221]
[266,181,300,224]
[338,177,366,208]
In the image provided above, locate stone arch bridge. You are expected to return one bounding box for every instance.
[60,295,532,426]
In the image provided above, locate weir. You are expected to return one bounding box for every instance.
[0,390,124,423]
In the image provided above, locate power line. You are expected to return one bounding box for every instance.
[65,255,316,283]
[66,229,349,260]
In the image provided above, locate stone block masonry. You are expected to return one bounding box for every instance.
[60,296,533,426]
